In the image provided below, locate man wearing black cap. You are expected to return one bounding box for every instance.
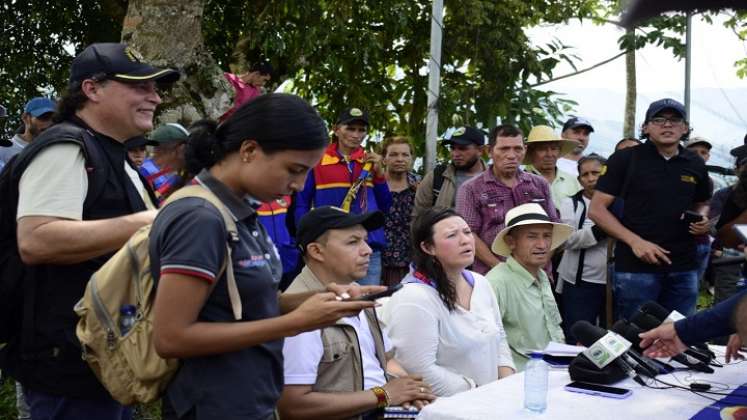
[558,116,595,176]
[589,98,711,321]
[293,107,391,286]
[280,206,434,419]
[412,126,487,219]
[0,43,178,419]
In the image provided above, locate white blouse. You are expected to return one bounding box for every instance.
[381,270,515,397]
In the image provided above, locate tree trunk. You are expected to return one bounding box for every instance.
[623,29,637,139]
[121,0,231,124]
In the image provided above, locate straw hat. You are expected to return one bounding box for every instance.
[522,125,580,165]
[491,203,574,257]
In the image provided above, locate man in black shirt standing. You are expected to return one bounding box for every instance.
[589,98,711,320]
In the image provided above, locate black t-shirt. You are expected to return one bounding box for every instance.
[149,171,284,420]
[596,140,711,273]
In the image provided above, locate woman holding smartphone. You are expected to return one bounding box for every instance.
[382,207,515,397]
[151,93,379,420]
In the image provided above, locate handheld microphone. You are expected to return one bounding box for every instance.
[611,319,673,375]
[631,311,714,374]
[638,301,716,364]
[570,321,646,385]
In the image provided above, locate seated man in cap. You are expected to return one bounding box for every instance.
[485,203,571,370]
[139,122,190,203]
[0,97,56,171]
[279,206,434,420]
[523,125,581,209]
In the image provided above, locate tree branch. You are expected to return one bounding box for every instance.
[528,50,628,88]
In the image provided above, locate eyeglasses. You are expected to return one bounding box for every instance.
[649,116,685,126]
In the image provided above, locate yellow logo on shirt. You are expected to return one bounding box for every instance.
[681,175,696,184]
[600,165,607,175]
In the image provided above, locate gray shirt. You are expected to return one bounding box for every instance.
[0,134,28,171]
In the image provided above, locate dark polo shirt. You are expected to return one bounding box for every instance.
[149,169,283,420]
[596,140,711,273]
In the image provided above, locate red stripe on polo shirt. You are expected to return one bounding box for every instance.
[160,267,216,284]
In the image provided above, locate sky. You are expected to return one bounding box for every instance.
[525,12,747,164]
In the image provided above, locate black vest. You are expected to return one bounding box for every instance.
[4,119,153,399]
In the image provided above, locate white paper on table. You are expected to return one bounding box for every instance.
[540,341,587,357]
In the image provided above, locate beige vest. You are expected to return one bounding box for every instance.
[285,266,389,399]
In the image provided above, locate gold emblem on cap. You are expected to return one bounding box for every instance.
[124,46,143,63]
[350,108,363,117]
[453,127,466,136]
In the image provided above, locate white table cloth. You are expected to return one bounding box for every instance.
[418,348,746,420]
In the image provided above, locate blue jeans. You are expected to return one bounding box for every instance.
[613,270,699,321]
[694,242,710,284]
[561,280,607,344]
[358,249,382,286]
[25,387,132,420]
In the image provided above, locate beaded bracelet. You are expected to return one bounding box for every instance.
[371,386,390,408]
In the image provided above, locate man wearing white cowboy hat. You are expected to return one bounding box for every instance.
[485,203,572,370]
[523,125,581,209]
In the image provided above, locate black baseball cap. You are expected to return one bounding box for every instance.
[124,136,150,150]
[297,206,384,253]
[442,126,486,146]
[645,98,687,122]
[562,117,595,133]
[69,43,180,87]
[336,108,369,126]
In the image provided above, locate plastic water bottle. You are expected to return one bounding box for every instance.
[119,304,137,336]
[524,351,549,413]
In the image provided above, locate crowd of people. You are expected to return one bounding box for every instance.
[1,41,746,420]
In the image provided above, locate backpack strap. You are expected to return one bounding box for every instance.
[571,191,588,285]
[431,163,448,205]
[165,185,242,320]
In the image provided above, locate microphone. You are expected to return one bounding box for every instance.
[570,320,646,385]
[638,301,716,364]
[611,319,673,375]
[631,311,714,374]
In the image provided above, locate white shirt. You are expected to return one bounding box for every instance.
[17,143,154,220]
[556,195,609,291]
[556,157,579,176]
[283,311,391,389]
[380,271,514,397]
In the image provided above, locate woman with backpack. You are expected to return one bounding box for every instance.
[150,93,380,420]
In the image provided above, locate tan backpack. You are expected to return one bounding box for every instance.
[74,184,243,405]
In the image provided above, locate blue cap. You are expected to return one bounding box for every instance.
[24,97,56,118]
[645,98,686,122]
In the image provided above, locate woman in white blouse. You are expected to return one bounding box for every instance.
[382,207,515,397]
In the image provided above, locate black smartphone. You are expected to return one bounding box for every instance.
[564,381,632,399]
[682,210,704,224]
[349,283,403,301]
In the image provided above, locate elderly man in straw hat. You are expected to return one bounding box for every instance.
[485,203,573,370]
[523,125,581,209]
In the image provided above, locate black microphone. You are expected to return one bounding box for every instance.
[639,301,715,364]
[571,320,646,385]
[631,311,714,374]
[611,319,673,375]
